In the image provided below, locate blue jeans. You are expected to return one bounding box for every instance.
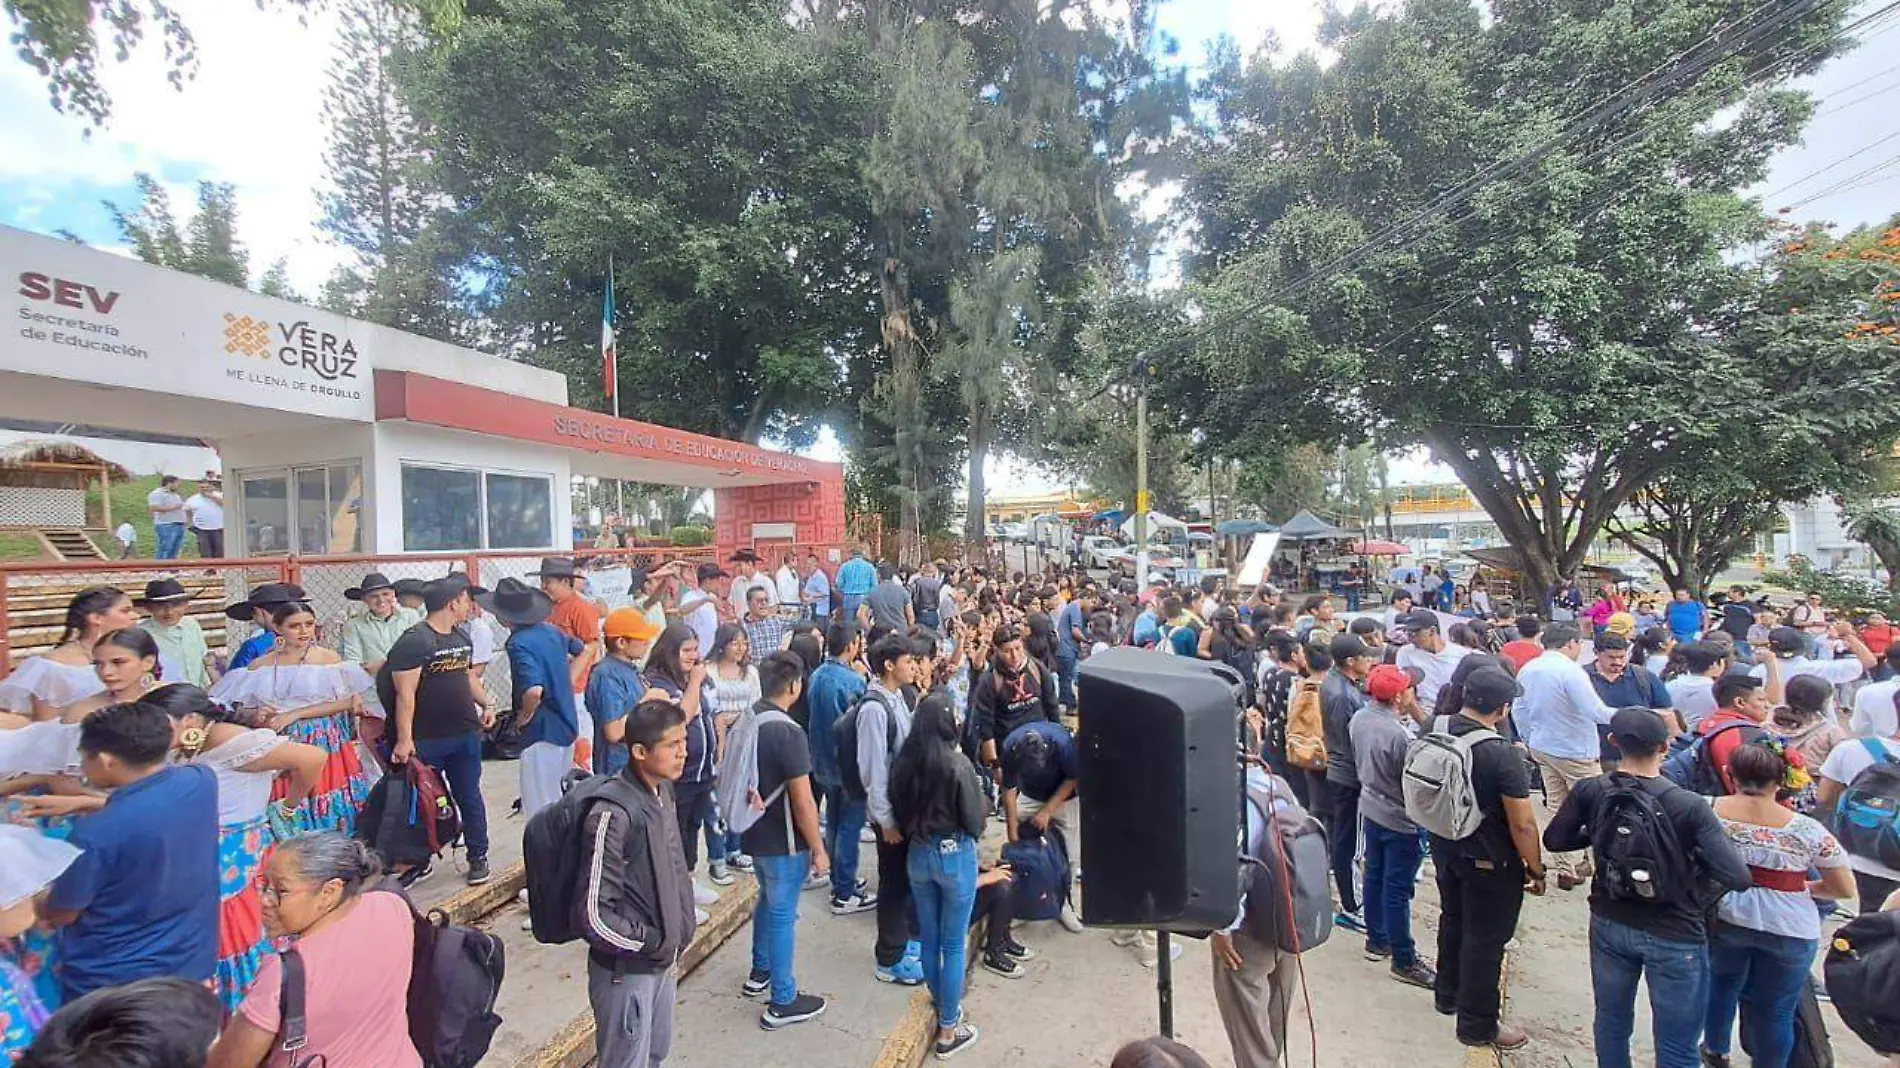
[750,852,810,1007]
[414,732,488,861]
[1054,649,1078,708]
[908,834,979,1030]
[1590,915,1709,1068]
[1345,587,1363,612]
[154,521,186,559]
[1362,819,1423,967]
[1703,922,1818,1068]
[840,593,867,623]
[821,780,865,899]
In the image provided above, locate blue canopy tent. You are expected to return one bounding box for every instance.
[1216,518,1276,537]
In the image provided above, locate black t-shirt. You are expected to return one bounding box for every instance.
[1433,714,1532,869]
[740,704,813,858]
[377,623,476,740]
[1718,602,1755,640]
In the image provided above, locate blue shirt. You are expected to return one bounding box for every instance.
[804,568,833,617]
[805,657,867,786]
[1666,600,1707,638]
[837,556,877,596]
[1132,610,1161,648]
[507,622,584,747]
[229,630,274,670]
[49,763,219,999]
[1001,720,1080,802]
[584,655,648,776]
[1055,600,1085,657]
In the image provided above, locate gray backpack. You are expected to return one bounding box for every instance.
[1239,774,1333,954]
[716,705,796,836]
[1402,718,1499,840]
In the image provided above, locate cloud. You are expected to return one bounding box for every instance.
[0,0,346,295]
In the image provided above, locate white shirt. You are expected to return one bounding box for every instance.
[147,488,185,524]
[729,572,775,614]
[1515,649,1617,760]
[1820,737,1900,881]
[680,590,719,652]
[184,493,225,531]
[114,522,135,546]
[1750,655,1865,687]
[774,566,800,606]
[1852,677,1900,739]
[1666,674,1719,730]
[1396,643,1467,710]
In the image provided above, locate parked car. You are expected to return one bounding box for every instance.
[1081,535,1122,569]
[1000,522,1030,543]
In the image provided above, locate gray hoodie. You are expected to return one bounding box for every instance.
[858,680,915,832]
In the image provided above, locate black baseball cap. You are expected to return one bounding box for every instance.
[1329,633,1371,662]
[697,563,730,584]
[1348,616,1385,637]
[1399,610,1441,633]
[1608,707,1672,751]
[1463,667,1523,713]
[1768,626,1809,657]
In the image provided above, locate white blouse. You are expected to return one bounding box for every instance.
[193,727,288,825]
[210,661,373,713]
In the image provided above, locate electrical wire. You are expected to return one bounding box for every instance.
[1781,150,1900,210]
[1759,129,1900,204]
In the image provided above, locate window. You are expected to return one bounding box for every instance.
[400,464,553,551]
[402,466,481,551]
[485,472,553,549]
[236,463,363,556]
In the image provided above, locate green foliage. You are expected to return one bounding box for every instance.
[1169,0,1884,595]
[257,258,303,302]
[667,525,712,548]
[107,174,250,288]
[1846,501,1900,593]
[1763,556,1900,618]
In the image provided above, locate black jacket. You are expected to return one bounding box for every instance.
[973,660,1059,744]
[575,773,698,972]
[1321,669,1367,787]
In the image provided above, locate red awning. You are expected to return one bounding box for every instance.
[1352,539,1411,556]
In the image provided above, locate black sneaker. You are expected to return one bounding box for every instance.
[465,858,491,886]
[981,954,1023,979]
[1364,941,1392,961]
[742,968,771,999]
[1002,940,1037,961]
[935,1019,980,1060]
[760,992,827,1030]
[1392,960,1438,989]
[397,860,434,888]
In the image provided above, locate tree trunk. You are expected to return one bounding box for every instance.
[965,413,988,556]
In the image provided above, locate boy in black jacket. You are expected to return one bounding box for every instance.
[578,698,698,1068]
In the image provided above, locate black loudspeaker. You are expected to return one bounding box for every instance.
[1077,648,1242,934]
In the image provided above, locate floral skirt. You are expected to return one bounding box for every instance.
[1,802,71,1016]
[271,713,375,836]
[214,814,272,1014]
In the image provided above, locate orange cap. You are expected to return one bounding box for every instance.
[604,607,661,642]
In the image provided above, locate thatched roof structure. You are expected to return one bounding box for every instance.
[0,440,132,486]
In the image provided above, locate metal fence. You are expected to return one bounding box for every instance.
[1,542,855,708]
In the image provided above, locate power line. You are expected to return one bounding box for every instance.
[1760,128,1900,204]
[1782,150,1900,210]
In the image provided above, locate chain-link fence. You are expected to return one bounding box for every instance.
[1,559,292,673]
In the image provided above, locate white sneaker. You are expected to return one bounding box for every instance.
[695,906,711,925]
[1057,904,1084,934]
[803,870,830,892]
[517,888,529,905]
[521,915,534,931]
[694,881,719,906]
[859,825,878,844]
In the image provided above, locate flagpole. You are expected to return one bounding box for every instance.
[605,258,624,528]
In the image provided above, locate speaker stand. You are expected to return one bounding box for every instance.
[1155,931,1174,1039]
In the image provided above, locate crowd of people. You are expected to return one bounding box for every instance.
[7,546,1900,1068]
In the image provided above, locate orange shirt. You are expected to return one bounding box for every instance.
[547,595,603,692]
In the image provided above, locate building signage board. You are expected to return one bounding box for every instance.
[2,225,375,421]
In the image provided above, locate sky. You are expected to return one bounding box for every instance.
[2,0,1896,495]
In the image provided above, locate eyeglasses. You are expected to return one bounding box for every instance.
[259,882,320,905]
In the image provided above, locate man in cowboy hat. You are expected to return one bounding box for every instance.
[340,572,423,743]
[222,582,308,670]
[137,578,215,688]
[532,557,604,773]
[483,577,585,819]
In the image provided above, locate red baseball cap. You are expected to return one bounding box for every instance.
[1367,664,1423,703]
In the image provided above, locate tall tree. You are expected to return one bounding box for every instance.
[1171,0,1883,597]
[257,257,304,302]
[108,174,249,287]
[406,0,876,444]
[318,0,463,341]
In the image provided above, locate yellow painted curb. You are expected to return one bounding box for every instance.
[868,989,938,1068]
[1460,948,1516,1068]
[513,876,761,1068]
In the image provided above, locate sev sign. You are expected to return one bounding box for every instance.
[3,224,375,421]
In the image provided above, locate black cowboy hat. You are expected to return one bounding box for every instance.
[475,576,553,627]
[134,578,194,607]
[527,556,581,580]
[392,578,428,600]
[223,582,308,620]
[343,572,397,601]
[438,570,490,598]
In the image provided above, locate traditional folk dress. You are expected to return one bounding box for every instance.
[211,662,376,835]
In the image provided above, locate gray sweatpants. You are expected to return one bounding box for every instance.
[588,958,677,1068]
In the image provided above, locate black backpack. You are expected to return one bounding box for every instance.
[1589,773,1692,904]
[522,770,646,944]
[1662,721,1767,796]
[1743,981,1833,1068]
[356,760,464,870]
[836,691,900,801]
[1826,909,1900,1054]
[278,884,503,1068]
